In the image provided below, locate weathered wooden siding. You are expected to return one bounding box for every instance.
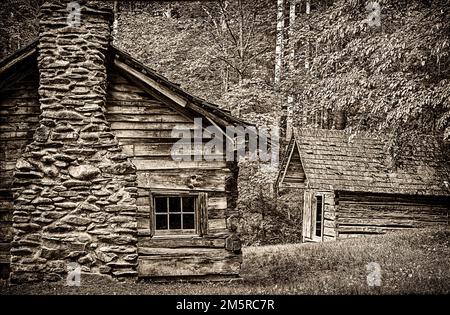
[136,237,241,278]
[0,68,40,277]
[283,144,305,187]
[106,69,241,278]
[322,192,336,241]
[304,190,449,242]
[302,190,312,242]
[335,192,450,238]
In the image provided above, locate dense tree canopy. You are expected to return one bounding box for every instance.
[1,0,449,143]
[0,0,39,58]
[287,0,450,141]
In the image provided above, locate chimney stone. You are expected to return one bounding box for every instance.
[11,0,138,283]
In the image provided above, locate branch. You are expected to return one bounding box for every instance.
[218,1,240,49]
[215,55,244,76]
[244,10,258,52]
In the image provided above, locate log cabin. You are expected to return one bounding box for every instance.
[276,128,450,242]
[0,1,249,282]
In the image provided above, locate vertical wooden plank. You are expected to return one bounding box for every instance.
[149,191,155,237]
[324,191,336,241]
[311,193,318,241]
[197,192,208,236]
[303,190,312,241]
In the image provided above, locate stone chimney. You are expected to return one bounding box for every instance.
[11,0,138,283]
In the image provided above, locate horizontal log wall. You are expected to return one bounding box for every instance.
[106,69,240,278]
[335,192,450,238]
[0,69,40,277]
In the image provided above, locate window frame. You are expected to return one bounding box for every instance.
[149,191,208,237]
[312,193,324,241]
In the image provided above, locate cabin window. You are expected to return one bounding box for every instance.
[315,195,323,237]
[150,192,207,236]
[155,196,196,231]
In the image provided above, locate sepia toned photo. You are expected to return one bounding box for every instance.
[0,0,449,301]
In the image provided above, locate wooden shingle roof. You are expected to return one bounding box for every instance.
[282,128,450,196]
[0,40,251,129]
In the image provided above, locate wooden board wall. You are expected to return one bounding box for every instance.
[323,191,336,241]
[0,69,40,277]
[283,144,305,186]
[106,69,241,278]
[302,191,312,241]
[335,192,450,238]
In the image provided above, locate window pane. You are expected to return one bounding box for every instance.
[155,197,167,213]
[169,197,181,213]
[183,214,195,229]
[156,214,168,230]
[315,195,323,237]
[169,214,181,229]
[183,197,195,213]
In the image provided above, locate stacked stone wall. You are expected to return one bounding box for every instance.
[10,0,138,283]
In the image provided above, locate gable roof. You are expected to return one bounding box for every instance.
[277,128,450,196]
[0,40,251,130]
[0,40,38,91]
[275,134,303,189]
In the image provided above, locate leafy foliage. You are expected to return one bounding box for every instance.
[3,0,449,141]
[237,160,302,245]
[201,0,276,88]
[116,3,223,102]
[287,0,450,141]
[0,0,39,60]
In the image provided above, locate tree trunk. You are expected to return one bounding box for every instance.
[274,0,285,88]
[334,109,347,130]
[221,1,230,92]
[238,0,245,87]
[288,0,296,73]
[305,0,310,70]
[112,1,119,43]
[286,0,296,140]
[302,0,311,127]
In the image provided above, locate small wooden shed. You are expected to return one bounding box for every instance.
[276,129,450,242]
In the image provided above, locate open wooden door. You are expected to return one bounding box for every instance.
[302,191,324,242]
[302,191,312,242]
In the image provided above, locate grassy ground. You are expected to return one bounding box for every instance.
[1,227,449,295]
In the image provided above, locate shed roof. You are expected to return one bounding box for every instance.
[277,128,450,196]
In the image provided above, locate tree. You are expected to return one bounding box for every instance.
[112,0,119,42]
[286,0,297,140]
[274,0,285,88]
[202,0,274,90]
[202,0,230,92]
[286,0,450,144]
[0,0,39,60]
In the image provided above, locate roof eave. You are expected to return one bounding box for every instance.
[110,44,252,129]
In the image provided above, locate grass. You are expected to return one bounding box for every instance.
[1,227,449,295]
